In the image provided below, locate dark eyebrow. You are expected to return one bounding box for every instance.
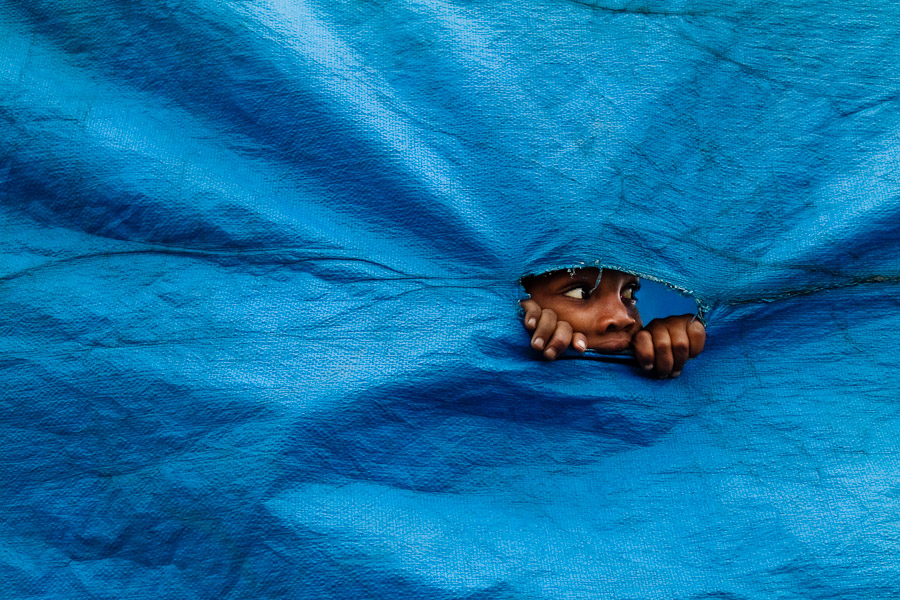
[561,274,595,284]
[554,274,600,296]
[558,281,593,293]
[521,268,600,294]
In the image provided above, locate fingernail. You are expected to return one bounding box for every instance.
[642,362,653,371]
[575,339,586,351]
[527,318,536,328]
[671,371,681,378]
[533,337,544,349]
[544,348,557,359]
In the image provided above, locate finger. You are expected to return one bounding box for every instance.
[631,330,654,371]
[520,299,542,331]
[669,325,690,377]
[544,321,573,360]
[688,319,706,357]
[531,309,557,351]
[572,332,587,353]
[652,328,674,378]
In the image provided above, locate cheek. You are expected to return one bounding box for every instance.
[568,314,596,332]
[548,304,592,329]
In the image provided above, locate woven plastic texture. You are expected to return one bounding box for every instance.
[2,1,899,598]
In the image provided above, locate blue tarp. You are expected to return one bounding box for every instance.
[2,1,899,597]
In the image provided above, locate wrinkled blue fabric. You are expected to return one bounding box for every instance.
[2,1,899,598]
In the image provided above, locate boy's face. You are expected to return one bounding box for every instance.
[523,268,642,353]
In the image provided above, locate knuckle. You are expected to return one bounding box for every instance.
[551,331,571,346]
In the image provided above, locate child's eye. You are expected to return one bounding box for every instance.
[563,286,591,300]
[622,285,639,302]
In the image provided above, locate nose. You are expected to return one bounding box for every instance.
[595,296,636,333]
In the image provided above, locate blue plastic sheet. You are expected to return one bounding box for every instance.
[2,1,899,597]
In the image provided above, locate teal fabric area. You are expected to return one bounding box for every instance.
[1,1,899,598]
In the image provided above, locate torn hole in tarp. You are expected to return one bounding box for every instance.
[517,262,706,364]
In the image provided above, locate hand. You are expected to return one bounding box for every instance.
[630,314,705,378]
[520,299,586,360]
